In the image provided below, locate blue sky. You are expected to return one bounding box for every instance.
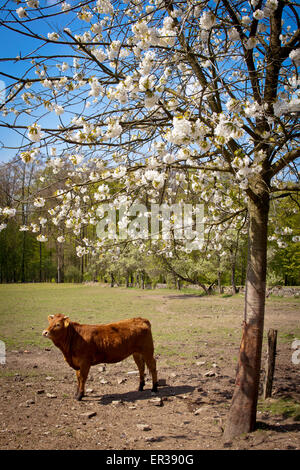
[0,2,77,162]
[0,0,299,164]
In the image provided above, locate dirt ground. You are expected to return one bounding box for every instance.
[0,339,299,450]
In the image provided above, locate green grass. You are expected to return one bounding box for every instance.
[0,283,299,368]
[0,283,160,349]
[279,331,300,343]
[258,398,300,421]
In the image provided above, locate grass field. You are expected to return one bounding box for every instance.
[0,283,300,450]
[0,283,299,366]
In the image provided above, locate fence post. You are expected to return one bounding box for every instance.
[263,329,278,399]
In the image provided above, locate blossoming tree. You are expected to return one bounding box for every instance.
[0,0,299,439]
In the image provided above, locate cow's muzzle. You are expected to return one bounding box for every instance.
[42,329,50,338]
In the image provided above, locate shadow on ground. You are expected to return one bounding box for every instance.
[82,384,195,404]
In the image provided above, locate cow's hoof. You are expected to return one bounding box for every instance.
[151,382,158,393]
[75,392,84,401]
[138,380,145,392]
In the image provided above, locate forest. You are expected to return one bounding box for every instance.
[0,158,299,289]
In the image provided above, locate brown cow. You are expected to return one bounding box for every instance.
[42,314,158,401]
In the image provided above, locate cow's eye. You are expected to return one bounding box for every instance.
[55,322,61,328]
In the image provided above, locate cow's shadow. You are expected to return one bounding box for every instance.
[83,384,195,405]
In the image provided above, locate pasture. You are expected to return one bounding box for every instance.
[0,283,299,450]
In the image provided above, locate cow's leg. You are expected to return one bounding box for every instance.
[133,353,145,391]
[75,370,80,397]
[144,355,158,393]
[75,363,90,401]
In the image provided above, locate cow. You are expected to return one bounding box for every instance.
[42,314,158,401]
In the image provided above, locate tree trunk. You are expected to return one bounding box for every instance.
[39,242,42,283]
[231,260,237,294]
[240,245,247,286]
[224,192,269,440]
[141,272,145,289]
[218,271,223,294]
[57,243,65,283]
[230,247,238,294]
[21,230,26,283]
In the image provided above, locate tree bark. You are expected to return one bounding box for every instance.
[224,191,269,440]
[39,242,42,283]
[56,242,65,283]
[231,256,238,294]
[217,269,223,294]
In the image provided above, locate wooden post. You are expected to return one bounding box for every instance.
[263,329,278,399]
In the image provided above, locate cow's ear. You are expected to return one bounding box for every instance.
[64,316,70,328]
[48,315,54,322]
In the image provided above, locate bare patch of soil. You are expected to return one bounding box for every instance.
[1,341,299,450]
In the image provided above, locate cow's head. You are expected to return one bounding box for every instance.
[42,314,70,340]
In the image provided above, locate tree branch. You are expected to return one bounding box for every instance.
[270,147,300,178]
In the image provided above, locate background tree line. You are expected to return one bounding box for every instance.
[1,159,298,288]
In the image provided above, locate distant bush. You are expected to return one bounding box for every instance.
[64,265,81,283]
[267,271,284,287]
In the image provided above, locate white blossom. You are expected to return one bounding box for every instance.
[253,9,265,20]
[20,150,37,164]
[26,0,39,7]
[48,32,60,41]
[113,165,127,178]
[107,40,121,60]
[157,17,177,47]
[37,234,48,242]
[77,8,93,22]
[1,207,17,217]
[214,114,244,143]
[139,74,156,92]
[244,101,264,118]
[245,37,258,50]
[199,11,216,30]
[16,7,27,18]
[144,93,159,109]
[163,153,175,164]
[34,197,46,208]
[54,105,64,116]
[69,154,83,165]
[139,51,156,76]
[95,0,114,15]
[39,217,47,226]
[92,48,106,62]
[241,16,251,26]
[76,246,89,257]
[91,23,103,35]
[61,2,71,13]
[264,0,278,16]
[228,28,240,41]
[42,79,53,88]
[89,77,103,97]
[289,49,300,65]
[226,98,243,114]
[48,157,64,174]
[104,119,122,139]
[28,123,43,143]
[132,21,159,49]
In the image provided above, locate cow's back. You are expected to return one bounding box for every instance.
[76,317,154,364]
